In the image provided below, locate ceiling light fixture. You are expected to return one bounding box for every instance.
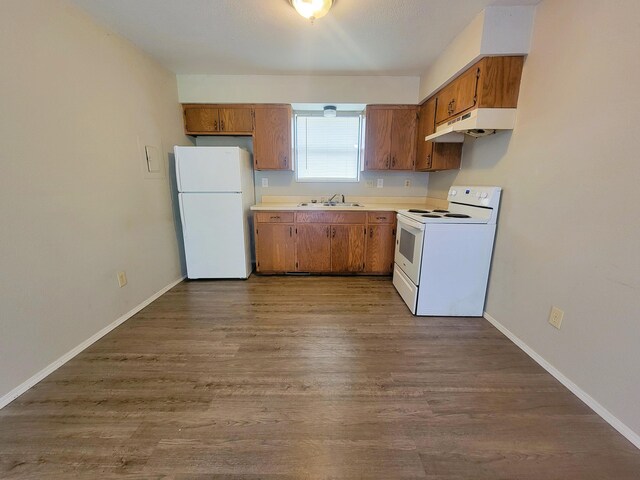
[290,0,334,22]
[323,105,337,117]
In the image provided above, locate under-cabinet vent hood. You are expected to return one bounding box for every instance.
[425,108,517,143]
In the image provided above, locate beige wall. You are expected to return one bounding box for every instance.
[0,0,187,399]
[428,0,640,437]
[178,74,420,104]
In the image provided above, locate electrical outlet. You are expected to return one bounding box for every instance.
[261,178,269,188]
[117,271,127,288]
[376,178,384,188]
[404,179,411,187]
[365,180,374,188]
[549,306,564,329]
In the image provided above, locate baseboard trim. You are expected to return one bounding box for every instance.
[0,276,185,410]
[484,311,640,450]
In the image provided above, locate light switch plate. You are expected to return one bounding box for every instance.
[376,179,384,188]
[261,178,269,187]
[145,145,161,173]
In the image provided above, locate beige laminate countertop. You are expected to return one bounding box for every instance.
[250,196,448,213]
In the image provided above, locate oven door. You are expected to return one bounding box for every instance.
[394,215,425,285]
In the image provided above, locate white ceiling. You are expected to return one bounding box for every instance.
[71,0,539,76]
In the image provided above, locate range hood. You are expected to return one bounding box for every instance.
[425,108,517,143]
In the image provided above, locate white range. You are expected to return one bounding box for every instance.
[393,186,502,316]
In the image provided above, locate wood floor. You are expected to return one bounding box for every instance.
[1,276,639,479]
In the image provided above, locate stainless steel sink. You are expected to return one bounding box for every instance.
[297,202,364,207]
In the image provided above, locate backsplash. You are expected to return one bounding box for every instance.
[195,136,429,202]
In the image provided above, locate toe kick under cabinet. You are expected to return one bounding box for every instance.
[254,210,396,274]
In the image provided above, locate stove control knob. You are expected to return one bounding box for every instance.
[450,190,457,196]
[481,192,489,199]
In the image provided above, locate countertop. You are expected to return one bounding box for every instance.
[250,195,448,212]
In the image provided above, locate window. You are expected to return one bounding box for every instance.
[294,111,363,182]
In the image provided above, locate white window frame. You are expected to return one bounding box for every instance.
[293,110,364,183]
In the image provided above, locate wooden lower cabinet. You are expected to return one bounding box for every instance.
[365,224,396,273]
[255,223,296,273]
[296,224,331,272]
[253,210,396,275]
[331,225,366,273]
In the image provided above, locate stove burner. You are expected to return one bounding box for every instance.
[433,209,449,213]
[444,213,471,218]
[408,209,431,213]
[422,214,442,218]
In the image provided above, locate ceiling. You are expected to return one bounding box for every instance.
[71,0,539,76]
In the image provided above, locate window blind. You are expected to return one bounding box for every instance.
[295,114,361,181]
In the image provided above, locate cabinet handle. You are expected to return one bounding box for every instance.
[385,154,390,168]
[326,227,330,238]
[221,120,225,131]
[370,227,373,238]
[282,155,288,167]
[376,216,386,220]
[270,216,280,220]
[426,154,432,168]
[289,226,292,237]
[332,227,336,238]
[214,120,218,130]
[391,156,396,167]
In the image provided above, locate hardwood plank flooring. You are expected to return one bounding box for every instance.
[1,276,639,479]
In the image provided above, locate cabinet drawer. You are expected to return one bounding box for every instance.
[296,211,367,224]
[367,211,396,224]
[254,211,294,223]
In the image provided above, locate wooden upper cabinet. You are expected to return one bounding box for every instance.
[331,225,366,273]
[218,106,254,134]
[435,66,480,124]
[253,104,292,171]
[183,105,219,134]
[364,107,393,170]
[183,104,253,135]
[416,98,462,172]
[364,105,416,171]
[434,56,525,125]
[390,107,417,170]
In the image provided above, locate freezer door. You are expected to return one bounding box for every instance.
[175,146,244,192]
[178,193,251,279]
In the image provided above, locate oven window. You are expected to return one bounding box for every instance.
[399,228,415,263]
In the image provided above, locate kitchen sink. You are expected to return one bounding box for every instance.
[297,202,364,207]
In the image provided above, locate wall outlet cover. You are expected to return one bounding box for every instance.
[404,179,411,187]
[376,179,384,188]
[261,178,269,187]
[549,306,564,329]
[365,180,374,188]
[117,271,128,288]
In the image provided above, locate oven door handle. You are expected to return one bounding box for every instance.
[397,215,425,232]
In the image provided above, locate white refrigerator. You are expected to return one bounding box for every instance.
[175,146,255,279]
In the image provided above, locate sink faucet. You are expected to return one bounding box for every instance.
[327,193,345,203]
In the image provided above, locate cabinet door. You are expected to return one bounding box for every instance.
[331,225,366,273]
[390,107,417,170]
[255,223,296,273]
[254,105,292,170]
[416,99,435,171]
[296,224,331,272]
[183,106,219,134]
[365,224,396,274]
[364,108,392,170]
[435,66,480,124]
[219,107,254,134]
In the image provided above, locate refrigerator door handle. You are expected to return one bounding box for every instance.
[178,194,188,236]
[175,153,182,191]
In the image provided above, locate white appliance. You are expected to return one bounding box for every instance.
[393,186,502,316]
[424,108,517,143]
[175,146,255,279]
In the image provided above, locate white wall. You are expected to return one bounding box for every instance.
[178,74,420,104]
[427,0,640,439]
[0,0,187,400]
